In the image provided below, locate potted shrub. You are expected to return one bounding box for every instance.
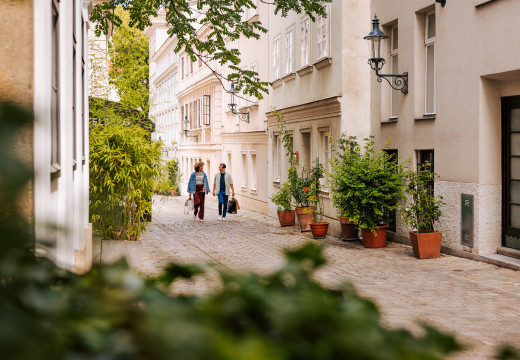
[275,110,314,232]
[328,136,358,241]
[271,182,295,226]
[401,162,444,259]
[331,135,406,248]
[308,158,329,239]
[291,167,315,232]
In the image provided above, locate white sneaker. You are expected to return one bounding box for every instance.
[193,214,197,220]
[222,217,226,221]
[218,216,222,221]
[198,217,204,222]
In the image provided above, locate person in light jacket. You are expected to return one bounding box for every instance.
[187,162,210,221]
[212,163,235,220]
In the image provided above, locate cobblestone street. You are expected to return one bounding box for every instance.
[100,196,520,360]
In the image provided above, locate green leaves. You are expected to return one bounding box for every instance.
[400,162,444,233]
[89,124,162,240]
[328,135,406,231]
[270,181,293,211]
[90,0,332,99]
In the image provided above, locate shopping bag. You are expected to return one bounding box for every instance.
[228,197,238,214]
[184,198,194,214]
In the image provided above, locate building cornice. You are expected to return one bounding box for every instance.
[220,131,268,144]
[177,75,222,101]
[154,62,179,86]
[266,96,341,125]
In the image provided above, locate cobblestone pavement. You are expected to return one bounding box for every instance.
[101,196,520,360]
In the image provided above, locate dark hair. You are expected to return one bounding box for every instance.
[220,163,226,169]
[194,162,204,172]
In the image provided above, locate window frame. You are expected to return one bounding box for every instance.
[390,25,399,119]
[300,17,310,67]
[203,95,210,125]
[316,4,329,60]
[273,36,281,79]
[425,11,436,115]
[285,28,294,74]
[51,0,61,175]
[250,152,257,192]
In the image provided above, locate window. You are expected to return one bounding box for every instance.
[300,18,310,67]
[250,153,257,191]
[390,25,399,118]
[227,152,232,172]
[81,18,85,162]
[273,134,281,182]
[384,149,399,232]
[301,131,311,172]
[273,37,280,79]
[181,57,185,79]
[51,0,60,173]
[425,11,436,115]
[317,5,329,59]
[72,1,77,167]
[285,30,294,74]
[203,95,210,125]
[241,152,248,189]
[321,132,331,186]
[417,149,435,195]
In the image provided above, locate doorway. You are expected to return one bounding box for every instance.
[502,96,520,250]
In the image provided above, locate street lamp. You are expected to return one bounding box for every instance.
[227,81,250,123]
[183,116,198,142]
[364,15,408,94]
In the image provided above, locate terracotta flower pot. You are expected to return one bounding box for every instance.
[277,210,296,226]
[295,206,315,232]
[361,225,388,248]
[340,217,358,241]
[409,231,442,259]
[310,222,329,239]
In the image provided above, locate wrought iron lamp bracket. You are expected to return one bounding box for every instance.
[375,69,408,94]
[183,131,199,142]
[231,109,250,123]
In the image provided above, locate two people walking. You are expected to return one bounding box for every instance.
[187,162,234,221]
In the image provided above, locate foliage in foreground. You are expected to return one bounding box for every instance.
[89,123,163,240]
[1,102,518,360]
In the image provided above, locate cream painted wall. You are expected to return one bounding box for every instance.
[370,0,520,255]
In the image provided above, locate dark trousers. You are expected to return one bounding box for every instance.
[193,184,205,220]
[218,191,229,218]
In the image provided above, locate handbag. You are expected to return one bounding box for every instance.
[184,198,194,214]
[228,197,238,214]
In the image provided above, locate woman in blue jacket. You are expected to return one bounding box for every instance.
[187,162,210,221]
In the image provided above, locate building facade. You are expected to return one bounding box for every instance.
[266,0,371,236]
[369,0,520,259]
[146,12,181,161]
[0,0,93,272]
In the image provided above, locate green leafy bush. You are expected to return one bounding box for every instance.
[166,158,180,194]
[89,123,162,240]
[329,135,406,231]
[400,162,444,233]
[271,181,293,211]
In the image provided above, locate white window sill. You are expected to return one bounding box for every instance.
[282,72,296,83]
[250,188,257,194]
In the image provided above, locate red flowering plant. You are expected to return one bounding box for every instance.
[307,158,326,223]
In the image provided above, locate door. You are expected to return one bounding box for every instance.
[502,96,520,250]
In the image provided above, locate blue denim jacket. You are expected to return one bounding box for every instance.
[187,172,209,194]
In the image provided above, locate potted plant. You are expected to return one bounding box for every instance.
[400,162,444,259]
[291,167,315,232]
[308,158,329,239]
[275,111,314,232]
[328,135,358,241]
[271,182,295,226]
[330,135,406,248]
